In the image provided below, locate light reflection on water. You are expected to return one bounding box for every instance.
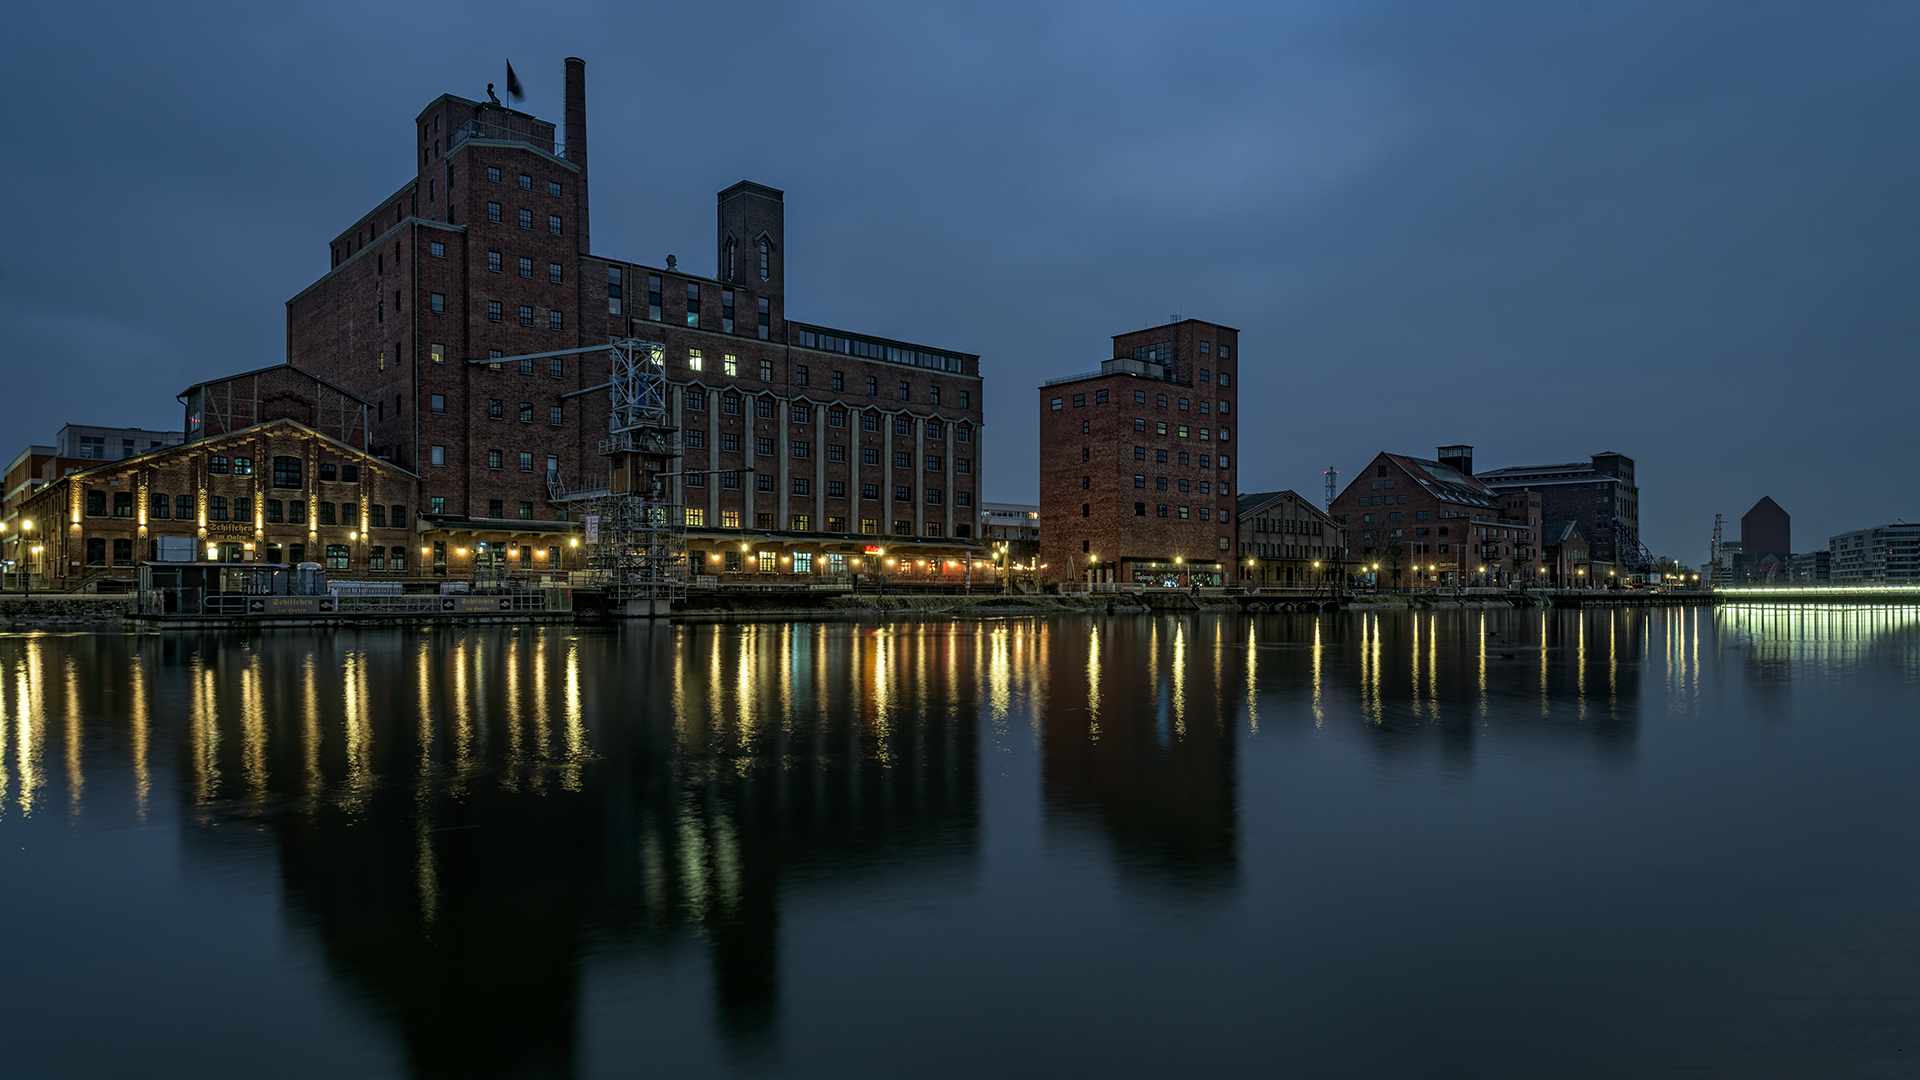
[0,606,1915,1077]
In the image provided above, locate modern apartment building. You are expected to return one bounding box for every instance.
[53,424,184,462]
[285,58,984,580]
[1829,523,1920,584]
[1037,320,1239,586]
[1476,450,1639,566]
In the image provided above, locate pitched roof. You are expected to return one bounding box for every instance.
[176,363,371,406]
[1236,489,1333,520]
[1384,454,1502,509]
[1540,520,1583,547]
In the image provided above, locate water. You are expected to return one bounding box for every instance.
[2,606,1919,1079]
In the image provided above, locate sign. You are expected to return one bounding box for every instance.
[205,522,254,539]
[864,545,882,554]
[584,515,600,544]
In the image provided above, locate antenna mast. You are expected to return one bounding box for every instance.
[1324,467,1338,510]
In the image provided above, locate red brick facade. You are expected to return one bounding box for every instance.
[1038,320,1239,585]
[1327,448,1540,588]
[284,60,984,579]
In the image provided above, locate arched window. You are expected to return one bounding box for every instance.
[758,239,770,281]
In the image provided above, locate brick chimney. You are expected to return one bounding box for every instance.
[565,57,590,255]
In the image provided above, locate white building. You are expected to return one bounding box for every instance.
[1829,523,1920,584]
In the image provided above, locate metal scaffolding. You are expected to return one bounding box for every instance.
[484,338,685,605]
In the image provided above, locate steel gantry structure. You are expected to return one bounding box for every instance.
[474,338,685,612]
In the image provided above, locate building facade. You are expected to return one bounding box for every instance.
[1328,447,1538,588]
[1786,549,1830,583]
[53,424,183,462]
[1829,523,1920,584]
[1037,320,1239,586]
[13,418,418,590]
[980,502,1041,572]
[1739,496,1791,565]
[1475,450,1639,567]
[1539,521,1591,585]
[285,58,984,582]
[1233,490,1339,586]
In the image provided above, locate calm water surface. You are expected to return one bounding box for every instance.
[3,607,1920,1078]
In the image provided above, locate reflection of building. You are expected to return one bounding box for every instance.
[1038,320,1240,586]
[1328,447,1538,587]
[286,58,983,581]
[1477,450,1639,566]
[1830,522,1920,584]
[1234,489,1338,586]
[154,623,980,1069]
[1040,619,1238,891]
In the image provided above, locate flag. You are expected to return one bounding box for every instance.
[505,61,523,103]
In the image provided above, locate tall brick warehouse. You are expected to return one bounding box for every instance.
[1038,320,1239,586]
[286,58,985,578]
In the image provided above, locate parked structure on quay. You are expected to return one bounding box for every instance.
[1327,447,1542,588]
[1233,490,1339,587]
[285,58,984,584]
[1037,320,1239,586]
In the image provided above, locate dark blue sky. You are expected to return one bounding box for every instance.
[2,2,1913,562]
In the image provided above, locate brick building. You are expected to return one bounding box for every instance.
[1328,447,1539,588]
[285,58,984,582]
[1475,450,1639,567]
[1038,320,1239,586]
[14,414,417,590]
[1233,490,1340,586]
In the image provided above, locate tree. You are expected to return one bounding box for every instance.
[1360,524,1408,590]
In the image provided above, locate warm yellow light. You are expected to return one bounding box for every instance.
[710,554,721,561]
[570,538,579,547]
[457,547,467,555]
[206,546,218,558]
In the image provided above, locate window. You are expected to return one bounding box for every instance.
[1156,449,1169,463]
[1156,505,1168,518]
[273,456,302,487]
[827,408,847,428]
[1082,476,1091,489]
[892,520,912,536]
[430,445,446,466]
[759,240,770,281]
[516,257,532,278]
[927,456,943,472]
[319,462,337,481]
[546,262,562,285]
[894,452,911,469]
[791,478,810,496]
[1156,477,1168,490]
[956,458,970,474]
[648,275,663,320]
[549,215,562,236]
[1095,390,1108,403]
[894,416,912,436]
[85,537,106,566]
[827,480,845,497]
[486,166,501,183]
[720,433,741,453]
[791,441,810,459]
[795,364,809,387]
[518,173,532,190]
[1133,446,1146,460]
[862,413,879,432]
[898,382,910,401]
[176,494,193,519]
[832,371,845,392]
[513,452,532,473]
[723,289,736,334]
[760,359,775,382]
[862,448,879,466]
[1073,394,1085,408]
[608,266,623,313]
[866,377,878,397]
[1220,346,1231,360]
[430,241,445,258]
[429,394,446,415]
[488,250,503,273]
[957,425,971,443]
[549,181,561,197]
[488,202,502,223]
[548,310,563,331]
[325,545,349,570]
[487,299,501,321]
[318,501,336,526]
[1178,426,1190,438]
[519,402,534,423]
[1219,372,1231,386]
[861,517,879,535]
[684,283,701,327]
[862,484,880,500]
[516,208,533,229]
[519,305,534,326]
[758,296,770,339]
[894,486,912,502]
[756,438,774,456]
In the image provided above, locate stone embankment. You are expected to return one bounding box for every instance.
[0,596,134,629]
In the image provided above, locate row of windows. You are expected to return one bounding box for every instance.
[89,488,408,527]
[608,271,774,340]
[685,393,974,437]
[1246,543,1327,558]
[473,400,566,425]
[1130,448,1232,468]
[485,450,561,474]
[1114,503,1216,520]
[1126,476,1227,495]
[482,300,566,330]
[1251,517,1324,535]
[688,517,971,541]
[483,167,563,199]
[486,250,565,282]
[485,202,564,235]
[681,471,973,505]
[679,351,971,407]
[1058,392,1231,415]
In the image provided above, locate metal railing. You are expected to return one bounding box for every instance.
[450,118,557,156]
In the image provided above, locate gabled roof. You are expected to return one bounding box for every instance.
[1236,489,1335,521]
[177,363,372,406]
[1540,520,1584,547]
[1383,453,1502,509]
[21,418,415,489]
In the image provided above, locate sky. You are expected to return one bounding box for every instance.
[1,1,1914,564]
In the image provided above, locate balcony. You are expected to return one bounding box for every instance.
[450,117,560,158]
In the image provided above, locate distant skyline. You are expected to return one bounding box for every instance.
[1,2,1913,564]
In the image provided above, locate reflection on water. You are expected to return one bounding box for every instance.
[0,605,1917,1077]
